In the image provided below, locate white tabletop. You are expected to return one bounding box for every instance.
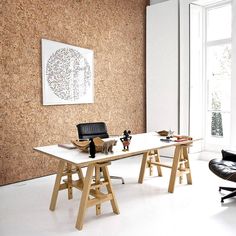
[34,132,194,166]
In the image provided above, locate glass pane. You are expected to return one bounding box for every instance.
[207,44,231,80]
[211,112,223,137]
[206,111,230,142]
[207,44,231,112]
[208,80,231,112]
[207,4,231,41]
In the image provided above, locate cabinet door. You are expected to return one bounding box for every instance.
[146,0,179,157]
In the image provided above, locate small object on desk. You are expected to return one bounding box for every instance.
[174,135,192,141]
[89,138,96,158]
[120,130,132,151]
[71,139,90,152]
[157,130,168,136]
[58,143,77,149]
[160,138,172,142]
[102,140,117,154]
[174,139,188,142]
[168,129,174,138]
[71,137,106,153]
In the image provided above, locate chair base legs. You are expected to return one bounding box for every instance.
[219,187,236,203]
[110,176,125,184]
[93,175,125,184]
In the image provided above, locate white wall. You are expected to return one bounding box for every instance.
[179,0,191,135]
[149,0,195,135]
[146,0,179,157]
[146,0,179,133]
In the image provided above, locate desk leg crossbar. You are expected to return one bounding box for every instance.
[138,144,192,193]
[49,160,119,230]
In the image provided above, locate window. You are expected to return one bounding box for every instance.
[207,4,232,41]
[205,2,232,149]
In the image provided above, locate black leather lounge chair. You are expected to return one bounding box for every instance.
[209,150,236,203]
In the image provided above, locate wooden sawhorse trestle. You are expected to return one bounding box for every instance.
[49,161,120,230]
[138,144,193,193]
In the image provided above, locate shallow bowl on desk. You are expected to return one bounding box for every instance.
[157,130,168,136]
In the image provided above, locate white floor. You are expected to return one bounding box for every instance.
[0,155,235,236]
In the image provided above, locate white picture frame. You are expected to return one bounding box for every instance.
[41,39,94,105]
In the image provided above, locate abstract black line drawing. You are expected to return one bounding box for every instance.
[42,39,94,105]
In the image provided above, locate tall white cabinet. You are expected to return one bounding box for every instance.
[146,0,179,156]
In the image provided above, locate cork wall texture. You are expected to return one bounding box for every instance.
[1,0,148,185]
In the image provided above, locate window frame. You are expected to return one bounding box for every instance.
[203,1,232,149]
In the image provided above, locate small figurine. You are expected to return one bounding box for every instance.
[167,129,174,139]
[102,140,117,154]
[89,138,96,158]
[120,130,132,151]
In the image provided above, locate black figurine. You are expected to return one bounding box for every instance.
[89,138,96,158]
[120,130,132,151]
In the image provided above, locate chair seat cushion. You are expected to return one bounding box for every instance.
[209,159,236,182]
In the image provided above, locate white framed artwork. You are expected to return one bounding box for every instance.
[41,39,94,105]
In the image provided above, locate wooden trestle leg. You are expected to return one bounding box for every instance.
[139,150,163,183]
[148,149,163,177]
[168,145,182,193]
[95,166,101,215]
[76,164,94,230]
[49,160,120,230]
[76,162,119,231]
[138,144,192,194]
[183,145,192,185]
[102,165,120,215]
[67,163,73,200]
[168,144,192,193]
[138,152,149,183]
[49,160,66,211]
[155,149,163,177]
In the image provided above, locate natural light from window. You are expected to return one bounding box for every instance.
[207,4,232,41]
[190,1,232,152]
[205,2,232,149]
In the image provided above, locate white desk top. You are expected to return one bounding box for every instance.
[34,132,194,166]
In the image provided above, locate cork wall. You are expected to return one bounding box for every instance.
[1,0,148,185]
